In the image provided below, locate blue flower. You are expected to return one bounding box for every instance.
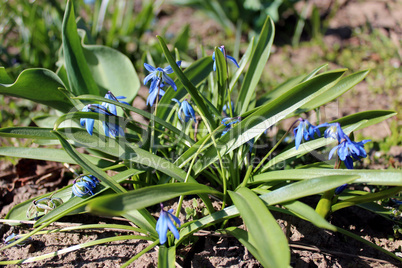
[102,91,129,116]
[156,204,181,245]
[329,136,371,169]
[172,98,197,123]
[221,117,240,136]
[144,61,182,92]
[335,184,348,195]
[212,46,240,71]
[318,122,347,142]
[293,119,321,150]
[72,175,100,197]
[147,79,166,107]
[80,104,125,137]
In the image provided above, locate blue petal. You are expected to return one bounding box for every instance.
[344,156,354,169]
[156,213,168,244]
[335,184,348,195]
[86,119,95,135]
[294,127,303,150]
[328,145,339,160]
[162,73,177,91]
[144,63,156,72]
[167,217,180,240]
[144,72,156,85]
[103,122,110,137]
[172,98,181,106]
[226,55,240,68]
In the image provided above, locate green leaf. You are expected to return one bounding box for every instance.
[256,75,304,107]
[333,110,397,131]
[252,169,402,186]
[237,17,275,115]
[332,186,402,212]
[258,175,359,205]
[79,29,140,103]
[214,47,228,111]
[177,176,354,245]
[0,127,55,139]
[0,147,113,167]
[289,70,370,116]
[192,70,346,174]
[229,188,290,267]
[62,0,99,96]
[0,68,73,113]
[87,183,221,216]
[157,36,216,126]
[158,246,176,268]
[282,200,336,231]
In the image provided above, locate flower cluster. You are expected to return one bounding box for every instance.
[143,61,181,107]
[72,175,100,197]
[293,119,321,150]
[212,46,240,72]
[172,98,197,123]
[156,204,181,245]
[80,92,126,137]
[294,120,370,170]
[221,117,241,136]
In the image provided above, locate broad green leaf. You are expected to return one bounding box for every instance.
[289,70,370,116]
[0,147,113,167]
[237,17,275,115]
[87,183,221,215]
[214,47,228,111]
[62,0,99,96]
[282,200,336,231]
[54,126,214,213]
[0,68,73,113]
[300,64,328,83]
[256,64,326,108]
[333,110,397,131]
[252,169,402,186]
[258,175,359,205]
[55,128,191,183]
[157,36,216,126]
[79,29,140,103]
[229,188,290,267]
[0,127,55,139]
[177,176,355,245]
[256,75,304,107]
[192,70,346,174]
[158,246,176,268]
[332,186,402,212]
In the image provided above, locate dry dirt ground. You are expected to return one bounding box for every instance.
[1,0,402,267]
